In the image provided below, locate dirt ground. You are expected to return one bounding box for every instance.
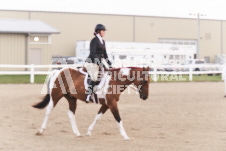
[1,82,226,151]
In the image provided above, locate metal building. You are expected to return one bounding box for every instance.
[0,9,226,63]
[0,19,59,65]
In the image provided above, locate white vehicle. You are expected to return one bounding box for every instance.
[76,41,195,65]
[182,59,206,72]
[181,59,219,75]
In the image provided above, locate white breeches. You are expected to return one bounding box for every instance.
[84,62,100,82]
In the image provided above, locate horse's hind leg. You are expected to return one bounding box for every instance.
[36,97,54,135]
[86,104,109,136]
[65,95,81,136]
[37,89,63,135]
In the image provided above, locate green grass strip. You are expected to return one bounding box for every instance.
[150,74,222,82]
[0,74,223,84]
[0,75,47,84]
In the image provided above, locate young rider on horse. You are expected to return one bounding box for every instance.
[84,24,112,102]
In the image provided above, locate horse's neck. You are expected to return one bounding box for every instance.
[110,73,134,94]
[109,67,142,85]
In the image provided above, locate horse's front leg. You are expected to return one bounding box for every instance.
[108,99,130,140]
[86,104,109,136]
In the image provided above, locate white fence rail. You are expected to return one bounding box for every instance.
[149,64,223,82]
[0,64,224,83]
[0,64,82,83]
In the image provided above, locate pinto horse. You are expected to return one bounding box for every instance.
[33,66,150,140]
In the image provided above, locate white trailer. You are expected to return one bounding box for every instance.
[76,41,196,66]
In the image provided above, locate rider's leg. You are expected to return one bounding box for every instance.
[84,63,99,102]
[86,80,96,101]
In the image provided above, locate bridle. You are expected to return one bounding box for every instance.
[130,77,148,93]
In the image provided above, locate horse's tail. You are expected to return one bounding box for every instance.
[33,94,50,109]
[33,72,52,109]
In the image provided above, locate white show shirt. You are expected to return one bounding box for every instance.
[96,34,103,44]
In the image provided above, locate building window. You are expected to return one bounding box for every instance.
[184,41,189,45]
[175,55,180,60]
[159,38,197,46]
[119,55,126,59]
[178,41,183,45]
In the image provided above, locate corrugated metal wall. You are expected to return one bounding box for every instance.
[1,10,226,63]
[27,11,226,62]
[0,33,25,70]
[0,33,52,67]
[0,33,25,64]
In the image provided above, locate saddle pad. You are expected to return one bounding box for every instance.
[79,68,111,104]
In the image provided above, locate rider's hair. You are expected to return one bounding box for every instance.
[94,30,100,36]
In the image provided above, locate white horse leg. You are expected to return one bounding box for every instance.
[36,98,53,135]
[117,121,130,140]
[68,110,81,136]
[108,100,130,140]
[86,112,103,136]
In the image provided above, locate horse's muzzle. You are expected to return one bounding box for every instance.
[140,93,148,100]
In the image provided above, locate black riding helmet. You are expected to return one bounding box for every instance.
[95,24,106,32]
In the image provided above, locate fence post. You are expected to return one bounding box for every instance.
[222,65,225,81]
[30,64,34,83]
[153,65,157,82]
[189,66,192,81]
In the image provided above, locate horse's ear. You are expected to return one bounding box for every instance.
[143,66,150,71]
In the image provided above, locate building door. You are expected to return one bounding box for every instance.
[30,48,41,65]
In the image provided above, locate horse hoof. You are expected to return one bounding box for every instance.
[86,133,91,136]
[124,137,130,141]
[36,131,43,135]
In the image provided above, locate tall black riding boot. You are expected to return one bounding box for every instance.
[86,80,96,103]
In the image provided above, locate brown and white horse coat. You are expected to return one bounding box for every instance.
[33,66,150,140]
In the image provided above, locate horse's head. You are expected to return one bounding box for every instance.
[133,67,150,100]
[110,66,150,100]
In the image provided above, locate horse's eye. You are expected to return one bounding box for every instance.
[143,80,147,84]
[140,80,147,85]
[140,80,143,84]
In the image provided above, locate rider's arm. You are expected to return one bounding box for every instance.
[103,41,112,66]
[90,39,99,59]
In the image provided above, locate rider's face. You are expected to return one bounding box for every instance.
[99,30,105,37]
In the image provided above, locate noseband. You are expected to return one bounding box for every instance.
[139,79,148,94]
[130,79,148,94]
